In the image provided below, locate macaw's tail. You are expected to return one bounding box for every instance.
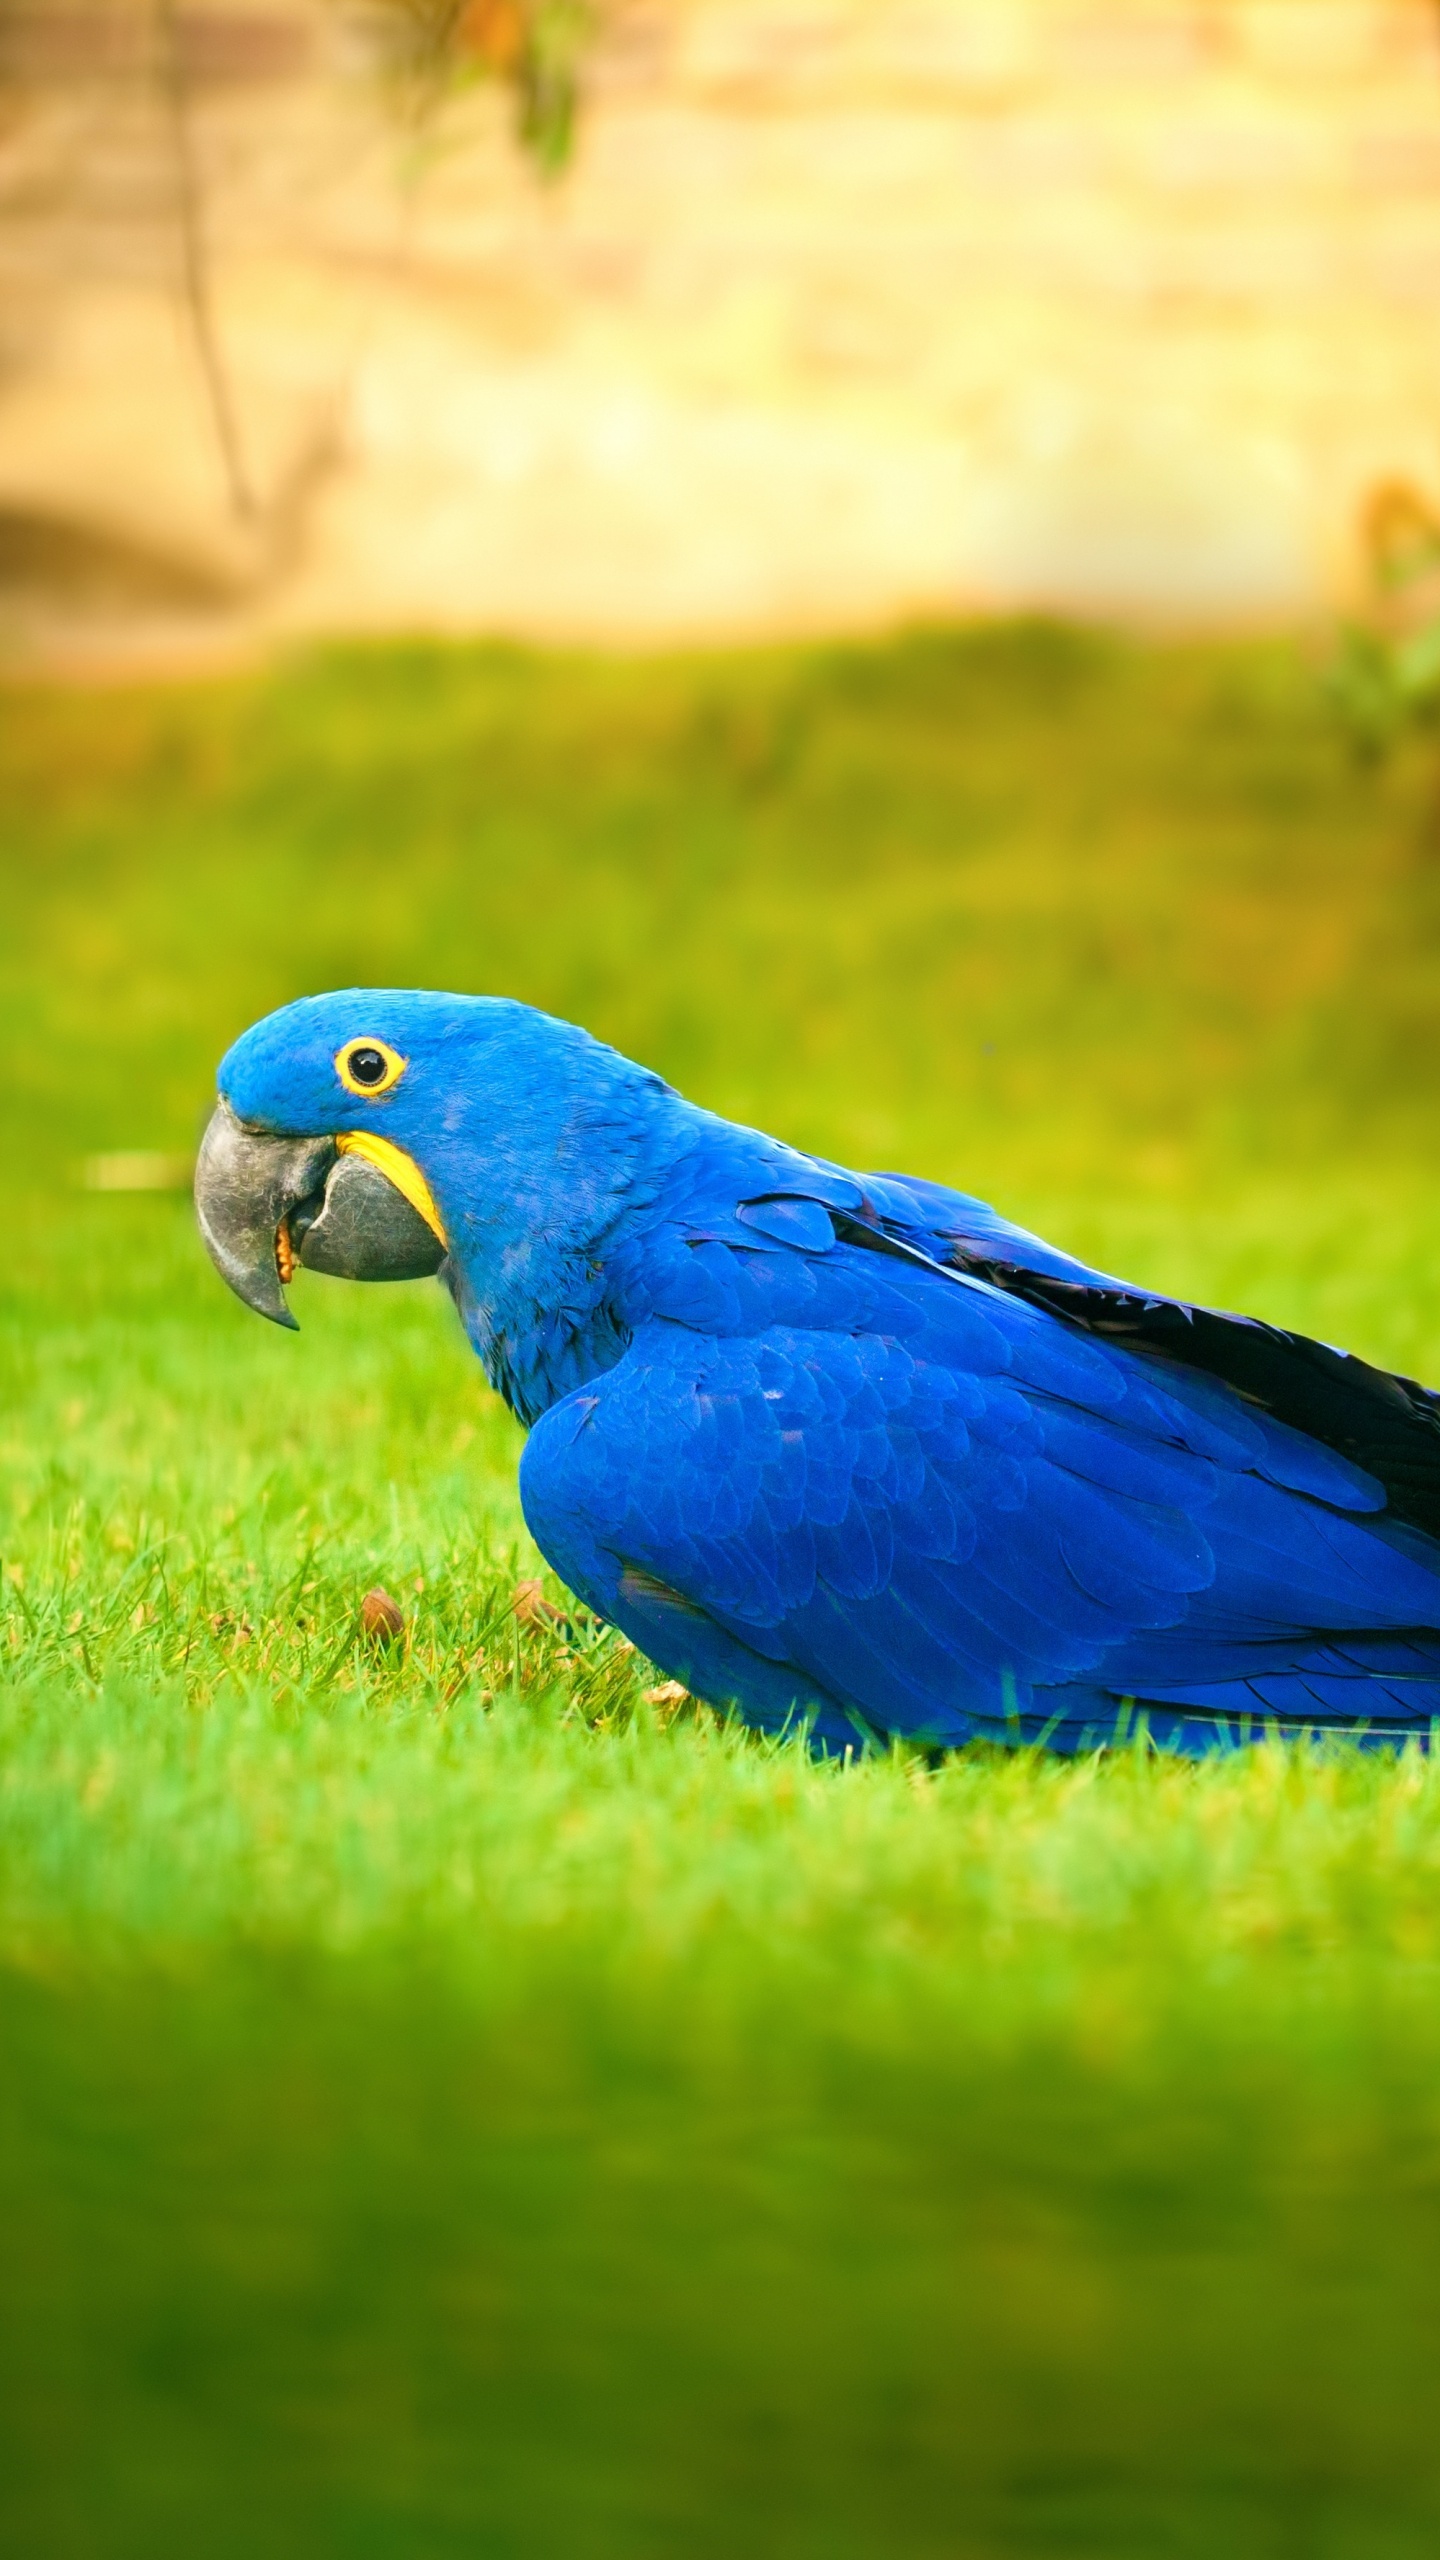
[1009,1631,1440,1756]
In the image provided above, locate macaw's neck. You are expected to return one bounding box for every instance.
[421,1033,698,1426]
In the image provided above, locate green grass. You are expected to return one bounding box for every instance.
[7,625,1440,2555]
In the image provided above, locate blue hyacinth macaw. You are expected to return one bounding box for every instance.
[195,990,1440,1754]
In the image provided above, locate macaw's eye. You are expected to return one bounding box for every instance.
[336,1037,406,1098]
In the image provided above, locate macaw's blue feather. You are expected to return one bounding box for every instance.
[217,991,1440,1756]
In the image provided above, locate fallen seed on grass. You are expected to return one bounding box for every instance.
[512,1578,567,1630]
[360,1586,405,1646]
[644,1681,688,1707]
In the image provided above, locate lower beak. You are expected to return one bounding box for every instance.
[194,1098,445,1329]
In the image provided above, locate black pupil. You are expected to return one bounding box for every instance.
[349,1046,387,1087]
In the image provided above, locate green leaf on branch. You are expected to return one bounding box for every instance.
[351,0,594,175]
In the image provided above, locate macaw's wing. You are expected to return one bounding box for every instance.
[520,1236,1440,1753]
[847,1171,1440,1546]
[636,1150,1440,1550]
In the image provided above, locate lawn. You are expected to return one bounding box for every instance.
[6,625,1440,2555]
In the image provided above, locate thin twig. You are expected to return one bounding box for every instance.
[153,0,255,522]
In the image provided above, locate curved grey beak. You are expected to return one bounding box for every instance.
[194,1099,444,1330]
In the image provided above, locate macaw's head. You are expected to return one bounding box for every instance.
[195,989,679,1332]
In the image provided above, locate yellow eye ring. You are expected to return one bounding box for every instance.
[335,1037,407,1099]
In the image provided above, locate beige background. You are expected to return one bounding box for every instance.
[3,0,1440,653]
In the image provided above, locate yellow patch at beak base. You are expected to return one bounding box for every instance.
[335,1132,447,1248]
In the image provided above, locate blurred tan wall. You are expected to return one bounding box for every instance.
[3,0,1440,652]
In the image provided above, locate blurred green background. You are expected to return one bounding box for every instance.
[7,627,1440,2557]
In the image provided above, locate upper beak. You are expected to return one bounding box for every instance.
[194,1098,445,1329]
